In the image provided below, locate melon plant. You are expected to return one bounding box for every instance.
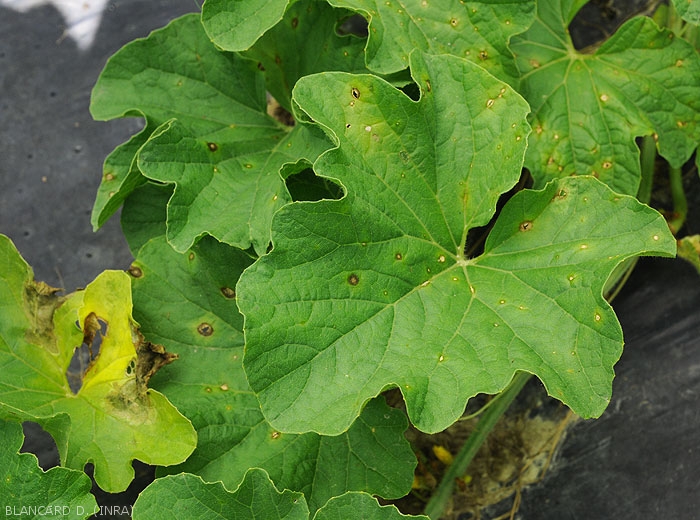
[2,0,699,517]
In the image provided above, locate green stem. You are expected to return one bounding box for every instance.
[637,135,656,205]
[668,165,687,234]
[423,372,531,519]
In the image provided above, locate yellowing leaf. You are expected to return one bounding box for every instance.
[0,234,196,492]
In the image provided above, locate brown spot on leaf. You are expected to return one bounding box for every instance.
[135,333,178,392]
[220,287,236,299]
[198,323,214,336]
[207,142,218,152]
[128,265,143,278]
[23,281,64,354]
[351,87,360,99]
[553,189,567,201]
[348,274,359,286]
[519,221,533,232]
[81,311,102,362]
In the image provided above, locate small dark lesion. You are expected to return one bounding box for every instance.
[519,221,533,232]
[197,322,214,336]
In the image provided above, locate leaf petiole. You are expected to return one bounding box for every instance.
[668,165,688,234]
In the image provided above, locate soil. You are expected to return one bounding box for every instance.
[390,381,576,520]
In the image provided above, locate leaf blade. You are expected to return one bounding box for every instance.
[237,53,675,435]
[129,235,416,513]
[0,419,97,519]
[512,0,700,193]
[91,13,333,254]
[0,235,196,492]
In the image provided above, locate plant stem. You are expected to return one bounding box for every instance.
[668,165,687,234]
[637,135,656,204]
[665,1,684,34]
[423,372,532,519]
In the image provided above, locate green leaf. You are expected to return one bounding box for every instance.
[121,182,173,256]
[511,0,700,194]
[133,470,427,520]
[236,52,676,435]
[326,0,535,84]
[0,235,196,492]
[90,13,331,254]
[91,121,153,230]
[0,419,97,519]
[202,0,294,52]
[677,234,700,274]
[315,493,428,519]
[672,0,700,24]
[241,0,369,112]
[202,0,534,85]
[132,469,308,520]
[129,235,416,513]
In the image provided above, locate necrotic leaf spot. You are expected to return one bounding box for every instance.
[197,323,214,336]
[220,287,236,299]
[348,274,359,286]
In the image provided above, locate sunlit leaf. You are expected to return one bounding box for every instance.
[326,0,535,84]
[236,52,676,435]
[133,470,427,520]
[511,0,700,194]
[132,470,307,520]
[90,13,331,254]
[128,234,416,513]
